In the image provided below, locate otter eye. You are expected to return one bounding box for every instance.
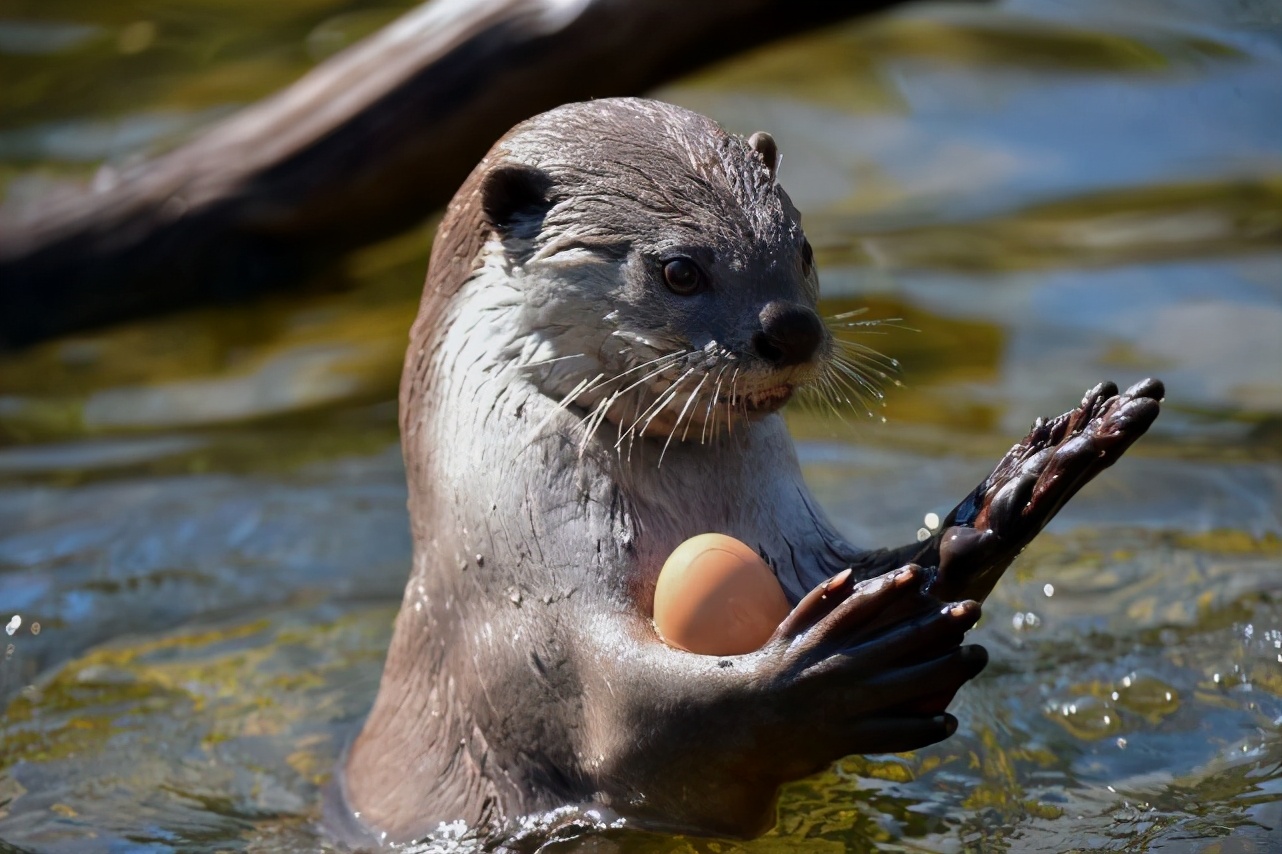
[662,258,703,295]
[800,239,814,277]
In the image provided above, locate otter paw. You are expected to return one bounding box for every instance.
[757,568,987,770]
[927,379,1162,601]
[765,565,983,690]
[978,377,1163,536]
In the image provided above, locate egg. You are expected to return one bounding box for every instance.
[653,533,790,656]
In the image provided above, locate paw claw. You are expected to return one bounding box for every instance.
[1126,377,1164,400]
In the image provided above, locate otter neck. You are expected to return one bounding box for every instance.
[423,271,820,603]
[350,270,843,841]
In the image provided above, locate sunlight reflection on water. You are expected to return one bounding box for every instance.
[1,0,1280,851]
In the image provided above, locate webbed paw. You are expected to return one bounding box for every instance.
[753,565,987,776]
[928,378,1163,602]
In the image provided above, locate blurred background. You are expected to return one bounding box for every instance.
[1,0,1280,851]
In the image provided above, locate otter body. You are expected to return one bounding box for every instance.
[339,99,1162,847]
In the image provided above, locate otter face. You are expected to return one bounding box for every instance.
[476,99,887,449]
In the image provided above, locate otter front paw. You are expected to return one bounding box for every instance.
[756,565,987,778]
[929,378,1163,602]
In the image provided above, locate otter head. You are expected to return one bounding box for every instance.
[417,99,861,452]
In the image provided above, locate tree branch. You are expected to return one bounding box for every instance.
[0,0,921,347]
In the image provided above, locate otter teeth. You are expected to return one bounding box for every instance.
[739,385,794,412]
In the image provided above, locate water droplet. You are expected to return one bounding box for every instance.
[5,615,19,636]
[1043,583,1055,597]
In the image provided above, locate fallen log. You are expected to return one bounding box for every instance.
[0,0,931,348]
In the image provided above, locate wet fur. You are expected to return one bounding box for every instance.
[340,98,1163,847]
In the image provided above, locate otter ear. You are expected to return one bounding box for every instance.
[480,164,553,241]
[748,132,779,180]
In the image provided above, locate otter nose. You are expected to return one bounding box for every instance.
[753,301,824,367]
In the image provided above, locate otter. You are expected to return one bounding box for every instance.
[335,98,1162,848]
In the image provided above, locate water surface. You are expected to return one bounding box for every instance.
[2,0,1280,851]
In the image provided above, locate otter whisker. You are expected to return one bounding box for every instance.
[621,372,686,462]
[611,328,685,355]
[824,307,914,332]
[656,371,707,466]
[824,372,861,420]
[607,350,691,399]
[828,356,882,400]
[830,360,885,398]
[609,352,696,453]
[600,353,688,412]
[829,319,917,333]
[531,372,607,437]
[702,363,730,445]
[828,324,889,335]
[629,365,698,455]
[830,353,892,399]
[736,374,751,426]
[518,352,587,370]
[823,310,910,405]
[806,373,852,427]
[825,307,871,322]
[820,359,863,403]
[823,381,855,427]
[568,349,694,457]
[635,366,696,438]
[601,348,692,389]
[830,332,901,361]
[726,367,741,438]
[618,373,681,453]
[580,387,626,457]
[824,363,880,418]
[672,371,711,450]
[830,337,902,376]
[822,383,872,421]
[653,369,702,467]
[831,345,893,383]
[569,349,689,437]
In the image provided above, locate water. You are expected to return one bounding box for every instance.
[2,0,1280,851]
